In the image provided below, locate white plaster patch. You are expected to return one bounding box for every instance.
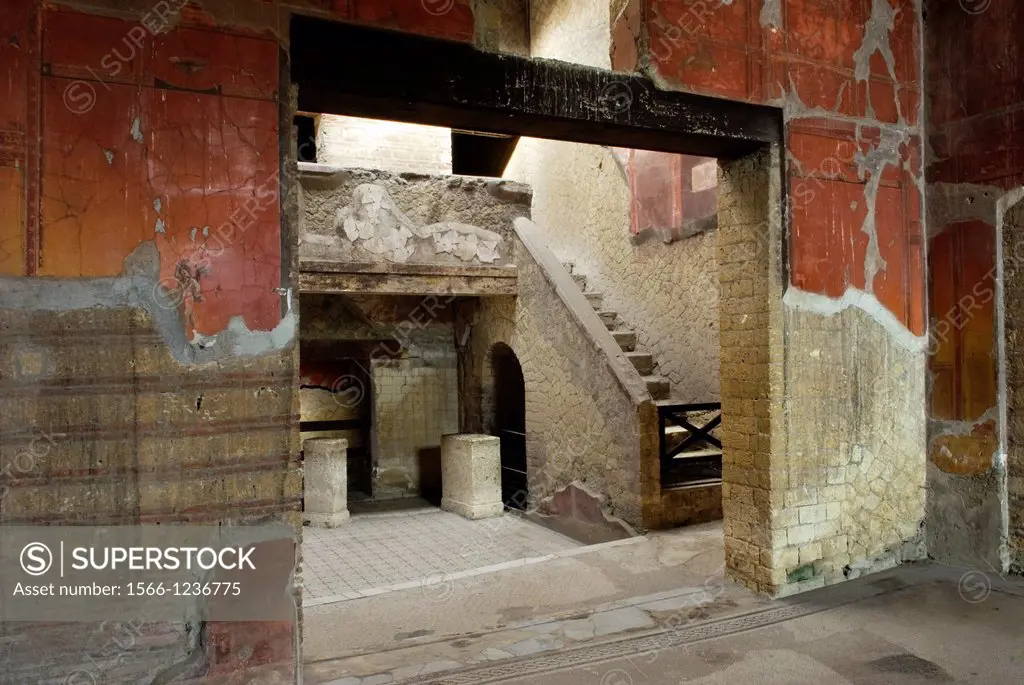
[759,0,781,28]
[852,0,897,82]
[130,116,144,144]
[783,286,926,352]
[335,184,503,263]
[227,310,296,356]
[691,161,717,192]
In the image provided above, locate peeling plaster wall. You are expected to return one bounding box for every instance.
[780,294,928,588]
[0,0,303,680]
[299,166,531,267]
[505,139,721,402]
[718,145,928,597]
[0,0,495,680]
[924,0,1023,571]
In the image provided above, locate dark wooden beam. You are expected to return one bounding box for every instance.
[290,16,782,160]
[299,271,518,297]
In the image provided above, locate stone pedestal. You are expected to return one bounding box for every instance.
[302,438,350,527]
[441,434,504,520]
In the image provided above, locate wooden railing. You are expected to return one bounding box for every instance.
[658,401,723,489]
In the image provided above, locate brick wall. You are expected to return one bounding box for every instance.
[1003,198,1024,573]
[316,115,453,176]
[716,148,783,593]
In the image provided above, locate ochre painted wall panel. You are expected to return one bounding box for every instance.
[927,221,997,422]
[0,0,32,276]
[37,8,281,336]
[959,225,997,420]
[0,168,24,275]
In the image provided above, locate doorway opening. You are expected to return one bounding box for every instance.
[491,342,528,510]
[291,14,783,679]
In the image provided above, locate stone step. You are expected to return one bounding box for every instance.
[597,310,617,329]
[643,375,671,400]
[611,330,636,352]
[571,273,587,290]
[666,448,723,459]
[664,426,700,453]
[585,292,604,309]
[626,352,654,375]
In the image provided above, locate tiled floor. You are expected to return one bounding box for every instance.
[302,502,581,606]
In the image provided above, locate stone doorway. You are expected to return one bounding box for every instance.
[491,342,528,509]
[291,10,792,609]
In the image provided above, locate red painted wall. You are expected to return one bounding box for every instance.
[0,2,475,680]
[928,1,1024,191]
[614,0,924,335]
[925,1,1024,422]
[0,0,475,337]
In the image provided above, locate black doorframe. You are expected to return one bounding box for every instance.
[492,343,527,510]
[289,16,783,161]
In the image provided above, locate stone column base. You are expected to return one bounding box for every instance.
[302,511,351,528]
[303,437,350,528]
[441,434,504,520]
[440,498,504,520]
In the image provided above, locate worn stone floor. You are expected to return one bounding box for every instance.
[303,502,582,605]
[303,522,733,682]
[469,575,1024,685]
[303,522,1024,685]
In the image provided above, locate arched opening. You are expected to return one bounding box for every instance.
[491,342,527,510]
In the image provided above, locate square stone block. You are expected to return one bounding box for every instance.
[441,434,503,520]
[303,438,350,528]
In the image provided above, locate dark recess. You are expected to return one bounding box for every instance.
[452,130,520,177]
[295,114,317,163]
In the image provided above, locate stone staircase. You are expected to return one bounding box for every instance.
[563,261,672,401]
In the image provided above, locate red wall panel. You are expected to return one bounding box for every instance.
[635,0,925,333]
[36,8,281,336]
